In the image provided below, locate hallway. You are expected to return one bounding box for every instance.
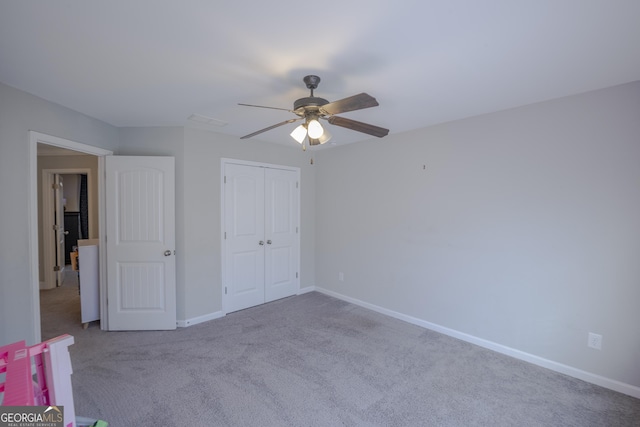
[40,267,92,340]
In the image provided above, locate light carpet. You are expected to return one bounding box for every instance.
[40,285,640,426]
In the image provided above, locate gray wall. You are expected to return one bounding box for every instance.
[314,81,640,388]
[181,127,315,321]
[0,82,119,346]
[2,77,638,392]
[116,127,315,322]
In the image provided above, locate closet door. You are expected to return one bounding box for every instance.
[264,168,299,302]
[224,163,266,313]
[223,162,299,313]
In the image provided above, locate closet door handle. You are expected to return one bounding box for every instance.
[259,240,264,246]
[266,240,272,245]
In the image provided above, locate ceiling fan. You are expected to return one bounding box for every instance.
[239,75,389,150]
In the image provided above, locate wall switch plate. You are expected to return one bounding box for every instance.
[588,332,602,350]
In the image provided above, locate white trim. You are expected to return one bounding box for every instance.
[176,311,225,328]
[297,286,316,295]
[220,160,226,313]
[221,157,298,172]
[41,171,56,290]
[28,135,40,344]
[314,286,640,400]
[29,131,113,343]
[31,132,112,156]
[97,156,108,331]
[220,158,301,315]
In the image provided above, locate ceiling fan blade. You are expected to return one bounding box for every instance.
[320,93,379,115]
[238,103,292,112]
[240,118,302,139]
[327,116,389,138]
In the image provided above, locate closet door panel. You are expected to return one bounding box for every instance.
[224,163,265,312]
[265,168,299,302]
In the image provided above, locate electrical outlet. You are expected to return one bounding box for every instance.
[338,272,344,282]
[588,332,602,350]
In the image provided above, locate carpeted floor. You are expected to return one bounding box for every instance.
[40,283,640,427]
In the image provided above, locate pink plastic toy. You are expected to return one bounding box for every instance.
[1,334,76,427]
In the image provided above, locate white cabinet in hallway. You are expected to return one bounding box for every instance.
[78,239,100,328]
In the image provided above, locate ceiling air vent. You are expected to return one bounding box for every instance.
[188,113,228,127]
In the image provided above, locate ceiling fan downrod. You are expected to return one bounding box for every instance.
[303,75,321,97]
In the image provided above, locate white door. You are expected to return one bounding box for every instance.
[264,168,299,302]
[105,156,176,330]
[224,162,299,313]
[224,163,266,312]
[54,174,65,286]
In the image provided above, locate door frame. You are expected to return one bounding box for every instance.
[29,131,112,342]
[220,158,301,314]
[41,168,92,290]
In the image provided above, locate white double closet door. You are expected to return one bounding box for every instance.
[223,161,300,313]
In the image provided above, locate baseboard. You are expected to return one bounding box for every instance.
[314,286,640,399]
[177,310,225,328]
[178,288,318,327]
[298,285,316,295]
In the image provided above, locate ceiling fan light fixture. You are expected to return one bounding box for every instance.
[290,124,307,144]
[316,129,332,145]
[307,119,324,139]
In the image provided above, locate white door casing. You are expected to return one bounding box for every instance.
[222,160,300,313]
[54,174,65,287]
[42,173,66,290]
[30,132,113,342]
[106,156,176,330]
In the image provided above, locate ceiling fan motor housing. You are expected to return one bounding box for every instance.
[293,97,329,113]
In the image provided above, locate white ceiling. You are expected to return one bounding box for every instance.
[2,1,640,149]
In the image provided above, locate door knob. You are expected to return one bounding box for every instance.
[259,240,264,246]
[266,240,272,245]
[63,231,69,235]
[164,250,172,256]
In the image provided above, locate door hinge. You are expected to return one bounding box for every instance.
[296,226,298,234]
[296,272,298,279]
[225,286,227,295]
[53,266,61,272]
[224,231,227,239]
[296,181,299,189]
[224,176,227,184]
